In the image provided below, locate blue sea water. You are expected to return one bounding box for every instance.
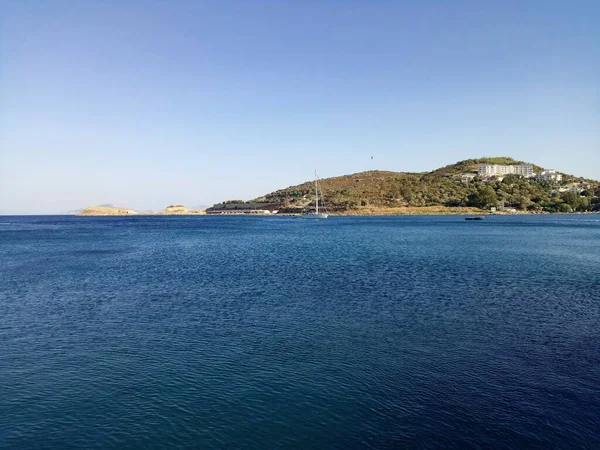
[1,215,599,449]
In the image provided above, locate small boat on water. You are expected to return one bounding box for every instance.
[465,216,485,221]
[302,171,328,219]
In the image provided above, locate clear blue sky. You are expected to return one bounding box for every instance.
[1,0,598,213]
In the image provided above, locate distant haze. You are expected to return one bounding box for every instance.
[1,1,598,214]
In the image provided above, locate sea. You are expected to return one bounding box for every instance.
[1,215,599,449]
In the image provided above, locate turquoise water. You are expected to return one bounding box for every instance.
[1,215,599,448]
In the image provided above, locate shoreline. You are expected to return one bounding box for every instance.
[72,209,591,217]
[3,211,599,217]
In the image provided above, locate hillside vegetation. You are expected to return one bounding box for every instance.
[254,158,600,213]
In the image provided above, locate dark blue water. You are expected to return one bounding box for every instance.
[1,215,599,449]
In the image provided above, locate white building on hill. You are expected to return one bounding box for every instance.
[478,164,534,177]
[536,170,562,182]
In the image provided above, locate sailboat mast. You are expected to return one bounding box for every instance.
[315,170,319,214]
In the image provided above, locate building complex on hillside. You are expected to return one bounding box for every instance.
[536,170,562,182]
[478,164,534,177]
[552,182,591,194]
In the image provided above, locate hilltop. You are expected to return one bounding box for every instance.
[252,157,599,214]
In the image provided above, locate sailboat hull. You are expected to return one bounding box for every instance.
[301,213,329,219]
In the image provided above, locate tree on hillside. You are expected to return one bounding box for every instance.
[467,185,498,208]
[516,195,532,210]
[479,157,522,165]
[561,192,580,210]
[501,174,524,186]
[577,197,590,211]
[558,203,572,213]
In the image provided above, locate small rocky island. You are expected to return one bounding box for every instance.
[79,206,138,216]
[78,205,206,216]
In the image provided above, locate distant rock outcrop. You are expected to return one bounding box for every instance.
[78,205,206,216]
[163,205,206,215]
[79,206,137,216]
[164,205,189,214]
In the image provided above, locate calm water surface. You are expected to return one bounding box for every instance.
[1,215,599,449]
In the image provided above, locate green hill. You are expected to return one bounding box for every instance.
[253,158,600,213]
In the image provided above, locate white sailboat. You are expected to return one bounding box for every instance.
[302,171,328,219]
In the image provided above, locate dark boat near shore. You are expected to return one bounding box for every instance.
[465,216,485,221]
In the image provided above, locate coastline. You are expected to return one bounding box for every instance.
[3,210,597,217]
[75,208,552,217]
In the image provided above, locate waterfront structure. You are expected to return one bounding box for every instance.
[206,202,280,215]
[478,164,534,177]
